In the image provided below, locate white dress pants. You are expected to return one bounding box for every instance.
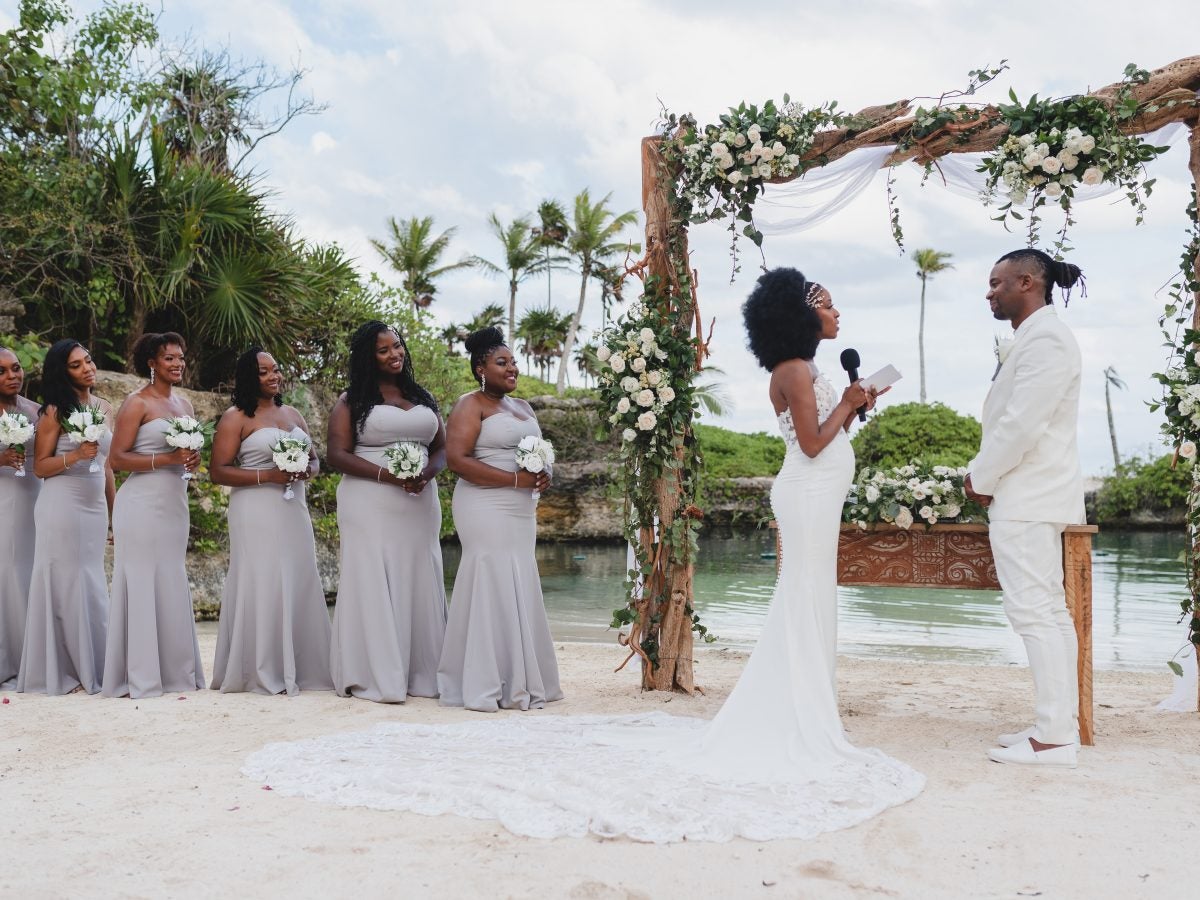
[989,521,1078,745]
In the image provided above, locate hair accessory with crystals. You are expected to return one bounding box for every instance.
[805,282,826,308]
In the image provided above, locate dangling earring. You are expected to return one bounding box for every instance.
[149,368,156,385]
[480,372,487,393]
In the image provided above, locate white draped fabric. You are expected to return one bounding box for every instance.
[1158,643,1198,713]
[754,122,1191,235]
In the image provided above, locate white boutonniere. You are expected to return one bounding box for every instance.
[992,336,1015,381]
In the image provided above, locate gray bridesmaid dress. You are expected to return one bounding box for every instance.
[331,405,447,702]
[210,426,333,695]
[102,419,204,698]
[17,429,111,694]
[437,412,562,712]
[0,422,41,688]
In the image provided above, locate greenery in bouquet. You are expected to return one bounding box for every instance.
[843,461,988,530]
[978,64,1170,252]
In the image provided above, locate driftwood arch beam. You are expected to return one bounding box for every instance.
[629,57,1200,707]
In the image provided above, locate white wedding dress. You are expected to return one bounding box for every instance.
[243,369,924,842]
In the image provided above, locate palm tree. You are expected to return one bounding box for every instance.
[912,248,955,404]
[693,365,732,418]
[558,189,639,394]
[1104,366,1127,469]
[475,214,564,339]
[532,199,569,305]
[574,341,600,387]
[370,215,478,310]
[516,304,571,383]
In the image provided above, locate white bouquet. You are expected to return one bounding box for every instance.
[0,410,34,477]
[62,405,106,473]
[382,440,428,482]
[515,435,555,501]
[270,434,311,500]
[164,416,212,481]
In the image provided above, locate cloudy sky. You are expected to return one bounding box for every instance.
[6,0,1199,474]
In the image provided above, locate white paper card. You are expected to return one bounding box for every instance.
[863,364,902,392]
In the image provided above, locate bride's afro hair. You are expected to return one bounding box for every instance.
[742,267,823,371]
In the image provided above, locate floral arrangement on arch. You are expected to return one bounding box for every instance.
[843,461,988,530]
[662,98,852,252]
[595,301,689,458]
[978,65,1170,250]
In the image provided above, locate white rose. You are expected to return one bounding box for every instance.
[1081,167,1104,186]
[622,428,636,442]
[1022,152,1042,170]
[727,171,742,184]
[639,328,655,344]
[1044,182,1063,198]
[865,485,881,503]
[657,386,676,403]
[1040,156,1062,175]
[630,356,647,373]
[1060,173,1078,187]
[654,349,667,361]
[920,505,934,520]
[1078,135,1096,153]
[647,371,663,387]
[523,456,545,473]
[710,142,728,156]
[83,423,105,442]
[1018,133,1035,147]
[596,345,612,362]
[895,507,914,530]
[1064,127,1083,140]
[912,487,927,500]
[616,397,631,414]
[620,376,640,393]
[609,354,626,373]
[637,411,657,431]
[67,411,87,429]
[635,389,656,408]
[1180,441,1197,460]
[757,163,772,178]
[1010,188,1028,205]
[733,133,747,148]
[1057,151,1078,171]
[943,504,961,518]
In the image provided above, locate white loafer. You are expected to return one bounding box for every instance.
[997,726,1081,748]
[987,741,1077,768]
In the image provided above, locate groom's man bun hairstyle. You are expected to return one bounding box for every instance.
[997,248,1085,306]
[742,267,823,371]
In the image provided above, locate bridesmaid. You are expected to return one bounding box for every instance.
[328,321,448,703]
[102,332,204,698]
[18,340,114,695]
[208,347,333,695]
[436,326,562,712]
[0,347,41,688]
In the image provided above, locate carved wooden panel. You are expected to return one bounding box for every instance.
[836,524,1000,590]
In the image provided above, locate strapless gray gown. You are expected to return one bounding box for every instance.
[437,412,562,711]
[18,429,111,694]
[0,422,41,688]
[210,426,333,695]
[103,419,204,698]
[331,405,447,702]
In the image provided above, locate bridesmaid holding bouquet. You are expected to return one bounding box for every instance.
[0,347,41,688]
[328,321,448,703]
[437,327,561,712]
[18,341,114,695]
[102,332,204,698]
[208,348,333,695]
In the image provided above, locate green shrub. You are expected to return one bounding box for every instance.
[1094,455,1192,522]
[695,424,786,479]
[851,402,981,470]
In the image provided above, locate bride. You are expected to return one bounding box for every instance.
[244,268,924,842]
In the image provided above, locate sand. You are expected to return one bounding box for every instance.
[1,637,1197,900]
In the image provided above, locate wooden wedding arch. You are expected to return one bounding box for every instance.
[621,56,1200,713]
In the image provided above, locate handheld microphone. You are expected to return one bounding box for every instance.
[839,348,867,422]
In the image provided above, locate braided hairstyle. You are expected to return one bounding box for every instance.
[38,339,87,418]
[131,331,186,377]
[231,346,283,417]
[347,321,439,436]
[742,268,824,371]
[464,325,507,386]
[996,248,1085,306]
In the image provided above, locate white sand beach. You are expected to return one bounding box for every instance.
[2,637,1197,899]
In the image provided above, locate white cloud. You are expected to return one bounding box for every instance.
[310,131,338,154]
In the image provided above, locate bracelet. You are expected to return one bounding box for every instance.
[63,454,70,472]
[377,467,384,483]
[256,470,261,485]
[514,470,519,488]
[151,453,156,471]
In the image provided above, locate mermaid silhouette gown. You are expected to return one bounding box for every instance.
[0,421,41,688]
[18,430,111,695]
[436,411,562,712]
[243,368,923,842]
[210,426,333,695]
[331,405,447,702]
[103,419,205,697]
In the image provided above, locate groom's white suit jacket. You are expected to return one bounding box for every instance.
[967,304,1085,525]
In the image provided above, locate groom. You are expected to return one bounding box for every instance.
[965,248,1086,768]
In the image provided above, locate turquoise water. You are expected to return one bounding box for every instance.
[443,530,1191,672]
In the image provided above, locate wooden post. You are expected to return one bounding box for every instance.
[1062,525,1098,745]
